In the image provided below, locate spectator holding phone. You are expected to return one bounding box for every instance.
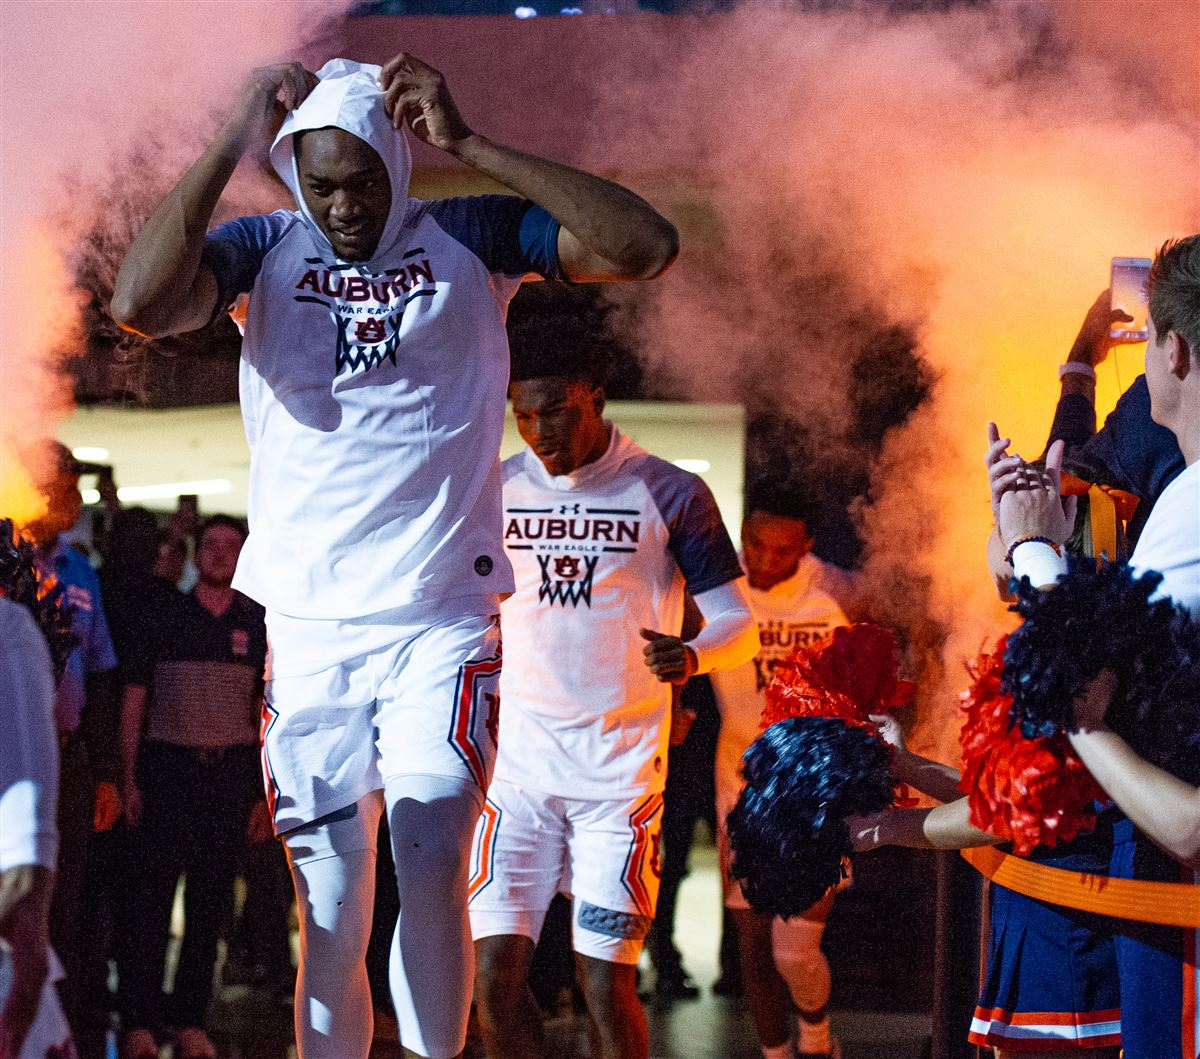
[995,236,1200,1059]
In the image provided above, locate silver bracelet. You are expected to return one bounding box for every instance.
[1058,361,1096,381]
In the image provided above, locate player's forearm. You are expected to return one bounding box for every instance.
[688,581,759,674]
[448,134,678,279]
[111,123,245,337]
[1068,727,1200,868]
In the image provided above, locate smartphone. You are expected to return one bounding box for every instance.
[1110,257,1152,341]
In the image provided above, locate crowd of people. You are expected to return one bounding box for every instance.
[1,45,1197,1059]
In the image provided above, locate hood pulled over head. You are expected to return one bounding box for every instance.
[270,58,412,265]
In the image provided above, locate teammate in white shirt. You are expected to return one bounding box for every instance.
[710,498,850,1059]
[112,53,677,1059]
[469,344,757,1059]
[0,595,74,1059]
[993,235,1200,1059]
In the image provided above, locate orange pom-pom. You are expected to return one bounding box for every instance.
[761,623,915,731]
[958,636,1105,855]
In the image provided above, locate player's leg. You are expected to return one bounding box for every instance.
[732,908,792,1059]
[262,650,386,1059]
[718,794,791,1059]
[573,954,647,1059]
[468,781,565,1059]
[474,935,543,1059]
[568,793,664,1059]
[374,613,503,1059]
[283,793,384,1059]
[770,895,836,1058]
[383,773,485,1059]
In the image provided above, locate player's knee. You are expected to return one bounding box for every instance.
[771,917,831,1011]
[387,778,479,892]
[397,825,471,894]
[577,952,638,1013]
[474,937,532,1017]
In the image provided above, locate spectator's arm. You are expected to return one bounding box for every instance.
[1068,729,1200,868]
[119,685,149,827]
[1045,289,1130,453]
[849,798,999,851]
[1069,672,1200,868]
[0,863,54,1059]
[986,526,1016,601]
[870,713,963,804]
[0,603,58,1059]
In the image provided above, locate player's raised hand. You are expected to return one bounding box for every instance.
[640,628,698,686]
[227,62,318,149]
[379,53,472,150]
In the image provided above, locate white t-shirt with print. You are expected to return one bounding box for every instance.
[711,553,849,805]
[495,427,743,800]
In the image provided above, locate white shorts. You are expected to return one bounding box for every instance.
[467,779,664,964]
[261,611,502,833]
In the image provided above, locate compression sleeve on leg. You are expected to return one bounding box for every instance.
[283,795,383,1059]
[384,773,484,1059]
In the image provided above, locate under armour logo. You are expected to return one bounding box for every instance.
[560,503,581,514]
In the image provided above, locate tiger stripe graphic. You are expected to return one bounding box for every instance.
[620,793,664,917]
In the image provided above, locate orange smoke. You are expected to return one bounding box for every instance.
[0,0,350,526]
[575,3,1199,765]
[0,224,82,529]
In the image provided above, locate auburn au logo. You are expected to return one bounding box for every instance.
[537,553,598,608]
[554,555,581,579]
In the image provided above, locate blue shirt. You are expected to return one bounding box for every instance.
[1048,374,1185,544]
[39,539,117,733]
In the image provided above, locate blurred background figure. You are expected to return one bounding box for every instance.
[711,492,853,1059]
[116,516,266,1059]
[23,441,121,1042]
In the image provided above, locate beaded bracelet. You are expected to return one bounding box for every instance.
[1004,535,1062,567]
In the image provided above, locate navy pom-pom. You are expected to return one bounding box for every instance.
[727,716,895,918]
[1004,558,1200,781]
[0,518,76,681]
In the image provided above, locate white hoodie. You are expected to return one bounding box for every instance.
[200,60,565,635]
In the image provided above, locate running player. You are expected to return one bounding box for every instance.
[111,54,677,1059]
[710,496,851,1059]
[469,343,757,1059]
